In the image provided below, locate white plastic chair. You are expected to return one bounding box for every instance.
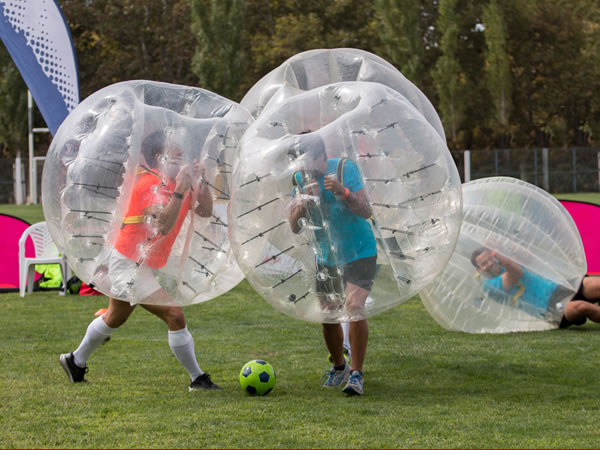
[18,221,69,297]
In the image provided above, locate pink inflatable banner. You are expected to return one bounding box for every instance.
[560,200,600,275]
[0,214,36,290]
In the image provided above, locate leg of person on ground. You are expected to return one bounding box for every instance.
[348,320,368,373]
[581,276,600,301]
[323,322,346,367]
[564,300,600,325]
[60,297,133,383]
[321,321,351,387]
[342,282,370,396]
[141,289,220,390]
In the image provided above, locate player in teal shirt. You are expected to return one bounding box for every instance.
[296,157,377,266]
[289,133,377,396]
[472,248,600,325]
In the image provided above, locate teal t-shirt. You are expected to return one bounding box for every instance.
[296,158,377,266]
[483,267,557,317]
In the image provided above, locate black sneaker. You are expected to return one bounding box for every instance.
[189,373,221,391]
[59,352,88,383]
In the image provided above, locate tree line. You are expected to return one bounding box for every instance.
[1,0,598,157]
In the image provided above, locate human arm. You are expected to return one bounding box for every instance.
[288,198,309,234]
[194,169,213,218]
[145,165,194,235]
[494,251,524,291]
[323,176,372,219]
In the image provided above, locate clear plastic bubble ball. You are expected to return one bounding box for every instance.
[230,80,462,323]
[42,80,252,305]
[420,177,587,333]
[240,48,445,140]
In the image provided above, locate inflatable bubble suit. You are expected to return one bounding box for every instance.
[241,48,445,141]
[229,79,462,323]
[42,80,252,305]
[420,177,587,333]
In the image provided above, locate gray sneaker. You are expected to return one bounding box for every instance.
[321,363,350,387]
[343,370,364,396]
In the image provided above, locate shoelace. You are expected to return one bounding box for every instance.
[321,368,340,385]
[347,373,361,385]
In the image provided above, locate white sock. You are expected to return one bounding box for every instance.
[168,327,203,380]
[342,321,351,356]
[73,316,116,367]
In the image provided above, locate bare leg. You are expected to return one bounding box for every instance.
[581,276,600,301]
[322,323,345,367]
[348,320,368,372]
[141,302,186,331]
[345,282,370,372]
[141,290,202,380]
[103,297,137,328]
[564,300,600,324]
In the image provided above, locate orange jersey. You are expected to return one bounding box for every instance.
[115,168,191,269]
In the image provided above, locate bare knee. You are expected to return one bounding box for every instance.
[565,301,594,321]
[582,277,600,300]
[161,307,186,330]
[103,298,135,328]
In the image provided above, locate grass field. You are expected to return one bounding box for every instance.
[2,284,600,448]
[1,197,600,448]
[0,204,46,225]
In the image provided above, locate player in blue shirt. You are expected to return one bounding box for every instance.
[289,133,377,396]
[472,248,600,327]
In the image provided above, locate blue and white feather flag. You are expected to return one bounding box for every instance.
[0,0,79,135]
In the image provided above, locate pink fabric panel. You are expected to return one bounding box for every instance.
[560,200,600,275]
[0,214,36,288]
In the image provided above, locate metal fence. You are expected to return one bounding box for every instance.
[0,157,41,204]
[1,146,599,203]
[452,147,600,193]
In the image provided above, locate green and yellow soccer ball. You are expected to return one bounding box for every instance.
[239,360,276,396]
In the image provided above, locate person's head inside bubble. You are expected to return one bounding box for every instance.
[471,248,502,278]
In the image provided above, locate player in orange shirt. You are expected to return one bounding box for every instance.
[60,131,220,391]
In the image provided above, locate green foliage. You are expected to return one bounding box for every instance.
[374,0,425,84]
[242,0,381,96]
[483,0,511,141]
[60,0,198,99]
[432,0,468,148]
[0,45,28,157]
[2,0,600,153]
[191,0,247,101]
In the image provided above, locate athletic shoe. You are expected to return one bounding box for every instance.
[321,363,350,387]
[59,352,88,383]
[327,346,351,365]
[189,373,221,391]
[343,370,364,396]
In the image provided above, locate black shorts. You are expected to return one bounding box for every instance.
[315,256,377,295]
[559,276,596,329]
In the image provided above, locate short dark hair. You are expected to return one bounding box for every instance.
[287,132,326,161]
[141,131,165,168]
[470,248,488,268]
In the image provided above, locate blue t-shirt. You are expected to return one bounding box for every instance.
[483,267,558,317]
[295,158,377,266]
